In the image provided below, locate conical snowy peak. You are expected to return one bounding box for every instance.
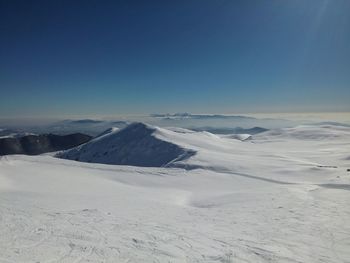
[56,122,195,167]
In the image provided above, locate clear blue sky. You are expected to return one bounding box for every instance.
[1,0,349,117]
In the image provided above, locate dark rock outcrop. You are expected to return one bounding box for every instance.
[0,133,92,155]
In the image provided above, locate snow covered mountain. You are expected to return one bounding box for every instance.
[57,123,350,175]
[57,123,196,167]
[1,124,350,262]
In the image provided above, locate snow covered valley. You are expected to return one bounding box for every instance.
[0,123,350,262]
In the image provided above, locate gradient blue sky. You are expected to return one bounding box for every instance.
[1,0,349,117]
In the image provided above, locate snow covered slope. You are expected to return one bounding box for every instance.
[57,123,195,167]
[1,124,350,262]
[57,123,350,182]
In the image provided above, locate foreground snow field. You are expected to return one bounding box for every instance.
[1,124,350,262]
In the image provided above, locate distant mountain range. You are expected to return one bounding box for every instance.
[191,126,268,135]
[0,128,35,138]
[0,133,92,156]
[46,119,129,136]
[66,119,105,124]
[148,113,298,130]
[0,119,129,137]
[150,113,257,120]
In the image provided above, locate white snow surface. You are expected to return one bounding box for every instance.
[1,124,350,262]
[56,123,195,167]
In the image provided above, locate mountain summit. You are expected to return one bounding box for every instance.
[56,123,195,167]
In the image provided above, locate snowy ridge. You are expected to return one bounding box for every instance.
[95,127,120,138]
[58,123,350,175]
[57,123,196,167]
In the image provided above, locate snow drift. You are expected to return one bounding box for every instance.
[57,123,195,167]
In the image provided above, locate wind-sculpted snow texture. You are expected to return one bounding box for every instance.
[57,123,196,167]
[1,124,350,262]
